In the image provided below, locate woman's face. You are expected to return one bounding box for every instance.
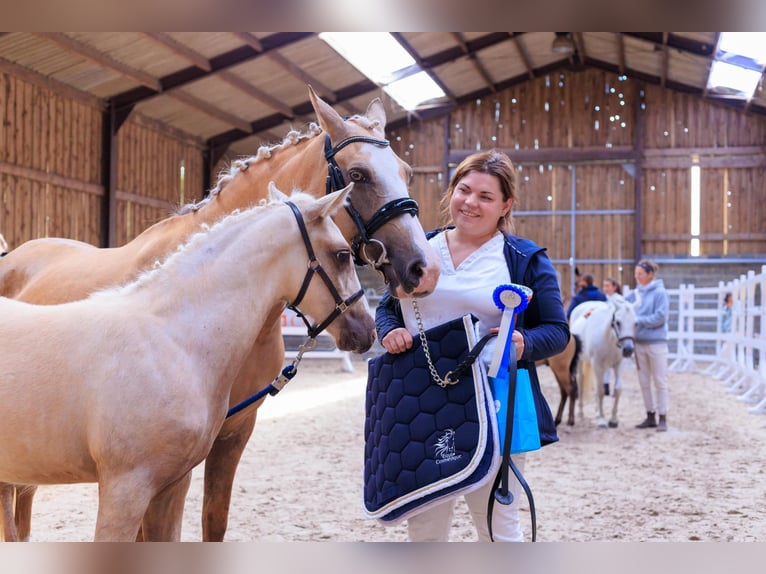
[603,280,617,295]
[450,171,512,238]
[634,266,653,286]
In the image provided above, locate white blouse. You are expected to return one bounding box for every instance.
[401,231,511,344]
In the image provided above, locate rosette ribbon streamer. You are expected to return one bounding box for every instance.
[486,283,538,542]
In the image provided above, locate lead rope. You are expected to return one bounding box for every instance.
[412,300,495,388]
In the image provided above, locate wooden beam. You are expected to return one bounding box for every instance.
[217,71,294,118]
[141,32,212,72]
[0,56,103,109]
[0,160,103,196]
[452,32,496,92]
[573,33,587,66]
[511,35,535,80]
[268,51,337,103]
[617,33,626,75]
[168,90,253,134]
[232,32,263,52]
[34,33,162,92]
[392,32,456,103]
[660,32,669,88]
[448,146,638,165]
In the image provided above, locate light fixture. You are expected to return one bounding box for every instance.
[552,32,575,55]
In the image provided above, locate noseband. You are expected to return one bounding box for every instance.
[285,200,364,339]
[324,135,419,270]
[226,201,364,419]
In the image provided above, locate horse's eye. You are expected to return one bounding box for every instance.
[336,250,352,265]
[348,169,368,183]
[615,321,622,329]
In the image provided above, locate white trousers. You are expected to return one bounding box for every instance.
[634,342,669,415]
[407,453,526,542]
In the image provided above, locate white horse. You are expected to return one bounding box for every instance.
[0,185,375,541]
[570,297,637,428]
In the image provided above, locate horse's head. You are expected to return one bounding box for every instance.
[307,86,440,299]
[274,183,376,354]
[611,299,637,358]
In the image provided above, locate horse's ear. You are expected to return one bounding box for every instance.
[318,182,353,219]
[308,85,346,142]
[365,97,387,131]
[268,181,289,203]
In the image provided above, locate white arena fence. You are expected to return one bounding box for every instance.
[626,265,765,416]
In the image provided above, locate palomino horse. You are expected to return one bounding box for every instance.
[0,186,375,541]
[0,86,440,542]
[569,298,637,428]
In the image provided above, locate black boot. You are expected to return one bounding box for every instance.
[656,414,667,432]
[635,411,657,428]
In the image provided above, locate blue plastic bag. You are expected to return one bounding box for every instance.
[489,368,541,454]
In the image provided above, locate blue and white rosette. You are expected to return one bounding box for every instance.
[488,284,533,378]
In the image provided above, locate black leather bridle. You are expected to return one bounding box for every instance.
[323,135,419,270]
[284,200,364,339]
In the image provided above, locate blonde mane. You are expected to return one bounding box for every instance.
[177,112,381,215]
[177,123,322,215]
[100,195,295,298]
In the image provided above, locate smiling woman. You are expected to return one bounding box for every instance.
[373,149,569,542]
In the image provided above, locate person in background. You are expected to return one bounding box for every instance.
[566,272,607,319]
[720,292,733,334]
[603,276,622,300]
[625,259,670,432]
[375,149,569,542]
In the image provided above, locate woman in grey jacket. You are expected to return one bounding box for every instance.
[625,259,670,431]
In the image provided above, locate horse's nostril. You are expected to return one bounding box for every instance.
[409,259,425,279]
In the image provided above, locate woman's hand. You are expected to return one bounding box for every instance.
[381,327,414,354]
[512,329,524,360]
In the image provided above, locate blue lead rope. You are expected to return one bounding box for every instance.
[225,364,297,419]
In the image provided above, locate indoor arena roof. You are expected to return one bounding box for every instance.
[0,32,763,158]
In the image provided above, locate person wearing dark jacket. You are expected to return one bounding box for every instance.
[375,150,568,542]
[566,273,607,319]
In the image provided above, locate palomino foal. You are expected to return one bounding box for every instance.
[0,86,439,542]
[0,187,374,541]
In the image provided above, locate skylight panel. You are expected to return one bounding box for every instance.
[319,32,446,111]
[707,32,766,100]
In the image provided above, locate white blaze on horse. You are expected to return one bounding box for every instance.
[0,86,439,542]
[569,297,637,428]
[0,186,374,542]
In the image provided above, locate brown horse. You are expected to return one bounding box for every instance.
[0,187,375,541]
[537,334,582,426]
[0,87,440,542]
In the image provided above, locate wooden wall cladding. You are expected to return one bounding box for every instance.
[115,117,204,245]
[2,65,764,295]
[0,72,102,247]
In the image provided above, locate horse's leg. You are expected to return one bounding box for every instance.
[201,412,257,541]
[12,485,36,542]
[567,371,577,426]
[140,471,193,541]
[609,364,623,428]
[95,476,155,542]
[554,373,567,426]
[593,363,608,428]
[200,323,283,541]
[0,483,18,542]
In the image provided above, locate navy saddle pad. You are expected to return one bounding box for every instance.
[363,315,499,523]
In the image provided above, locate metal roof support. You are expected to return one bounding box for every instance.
[101,104,119,248]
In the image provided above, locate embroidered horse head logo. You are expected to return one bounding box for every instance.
[434,429,456,460]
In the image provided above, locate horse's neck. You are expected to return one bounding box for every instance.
[130,208,291,380]
[123,137,327,268]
